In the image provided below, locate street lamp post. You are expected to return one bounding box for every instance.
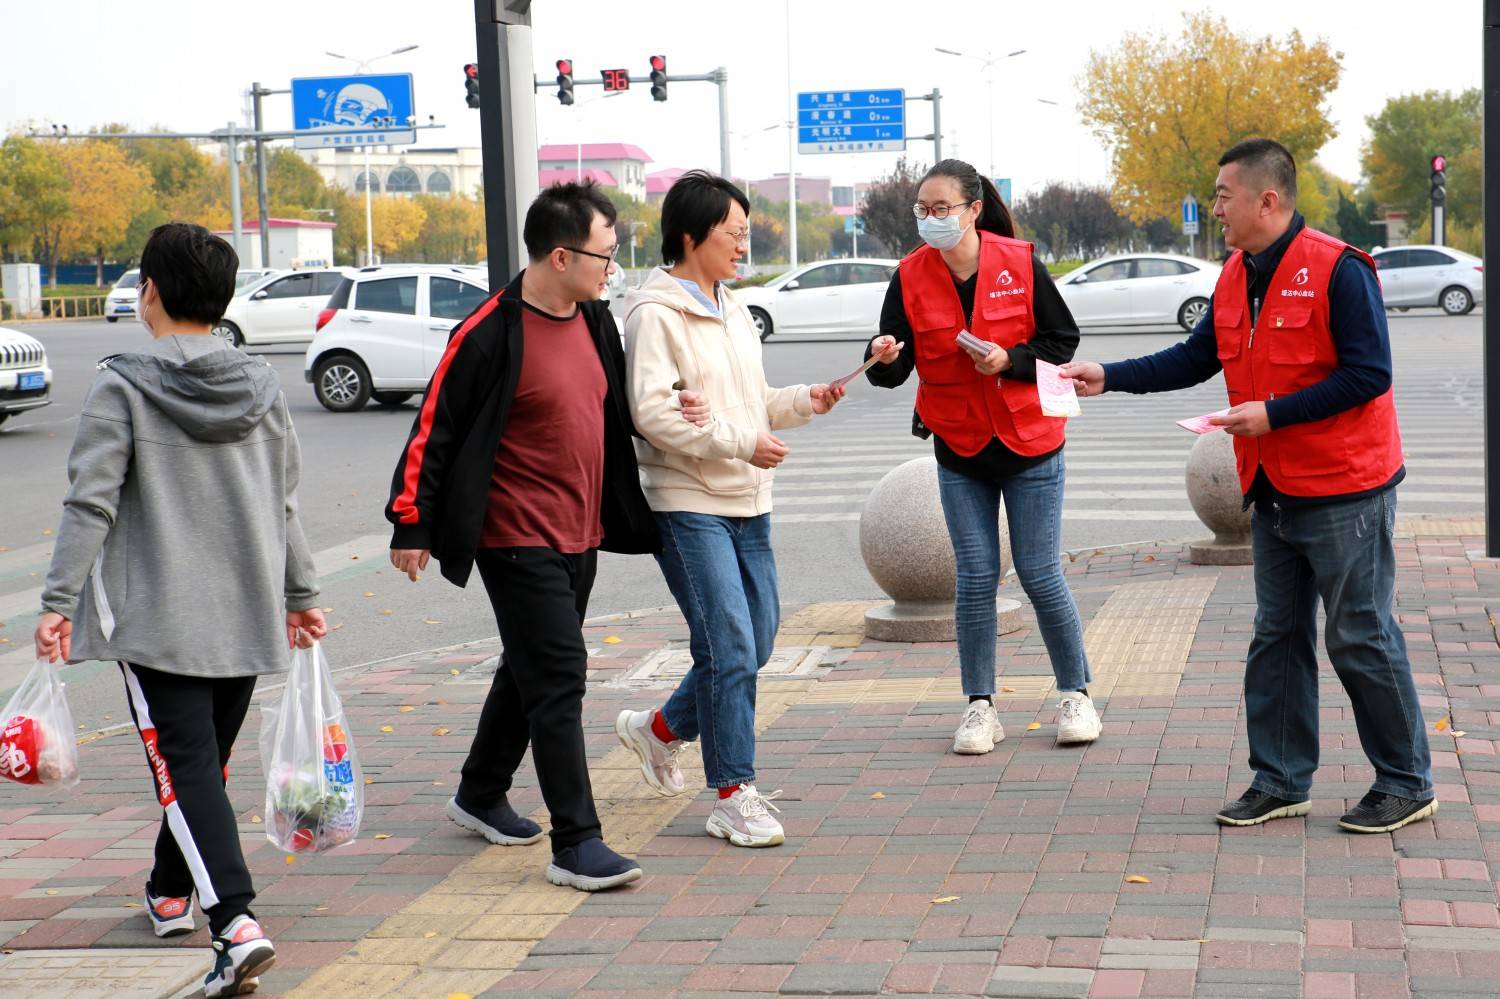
[325,44,419,265]
[935,47,1025,179]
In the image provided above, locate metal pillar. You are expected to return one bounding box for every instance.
[716,67,731,179]
[252,82,271,267]
[475,0,538,288]
[1485,0,1499,555]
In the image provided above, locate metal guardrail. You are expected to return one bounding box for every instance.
[0,295,110,322]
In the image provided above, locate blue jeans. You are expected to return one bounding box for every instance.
[1246,488,1432,802]
[654,511,778,789]
[937,453,1091,696]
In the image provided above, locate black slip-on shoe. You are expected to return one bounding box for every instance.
[546,837,642,892]
[1215,787,1312,827]
[1338,790,1438,833]
[446,795,544,845]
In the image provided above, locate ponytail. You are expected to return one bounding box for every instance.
[976,175,1015,238]
[921,158,1014,238]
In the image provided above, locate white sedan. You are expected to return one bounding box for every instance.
[213,268,354,348]
[733,258,899,341]
[1056,254,1220,332]
[1371,244,1483,315]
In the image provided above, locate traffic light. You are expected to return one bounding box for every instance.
[649,55,668,102]
[1430,154,1447,205]
[556,59,575,106]
[463,63,480,109]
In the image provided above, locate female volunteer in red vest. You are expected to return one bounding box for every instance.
[864,158,1101,755]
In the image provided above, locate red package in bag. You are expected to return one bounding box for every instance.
[0,658,81,788]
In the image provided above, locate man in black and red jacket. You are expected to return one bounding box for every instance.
[385,181,705,891]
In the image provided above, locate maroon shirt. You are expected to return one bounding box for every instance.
[480,303,607,552]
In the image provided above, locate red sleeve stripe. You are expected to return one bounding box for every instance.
[391,290,506,526]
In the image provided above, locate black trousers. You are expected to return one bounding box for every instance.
[460,547,601,851]
[119,663,257,936]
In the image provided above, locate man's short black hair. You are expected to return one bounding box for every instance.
[659,170,751,265]
[139,222,238,325]
[1219,138,1298,205]
[523,180,618,261]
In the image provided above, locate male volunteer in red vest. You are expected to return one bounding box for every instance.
[1061,138,1434,834]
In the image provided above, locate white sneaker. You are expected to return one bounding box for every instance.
[953,700,1004,755]
[706,784,785,847]
[1056,693,1102,744]
[616,709,687,796]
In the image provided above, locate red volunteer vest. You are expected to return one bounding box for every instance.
[1214,226,1403,495]
[900,231,1066,457]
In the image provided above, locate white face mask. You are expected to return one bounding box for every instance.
[917,210,972,251]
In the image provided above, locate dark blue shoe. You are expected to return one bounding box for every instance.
[446,795,544,845]
[546,837,642,892]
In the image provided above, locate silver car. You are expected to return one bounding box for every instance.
[1371,244,1483,315]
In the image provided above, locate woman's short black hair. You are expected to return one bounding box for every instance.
[138,222,239,325]
[524,180,618,260]
[659,170,750,265]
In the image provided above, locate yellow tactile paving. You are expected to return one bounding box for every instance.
[289,687,809,998]
[1395,514,1484,538]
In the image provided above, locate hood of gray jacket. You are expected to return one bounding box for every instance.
[102,334,281,443]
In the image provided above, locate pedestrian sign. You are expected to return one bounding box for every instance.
[1182,194,1200,236]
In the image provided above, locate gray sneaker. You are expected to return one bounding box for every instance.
[705,784,785,847]
[616,709,687,796]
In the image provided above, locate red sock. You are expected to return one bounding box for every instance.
[718,785,740,800]
[650,709,678,744]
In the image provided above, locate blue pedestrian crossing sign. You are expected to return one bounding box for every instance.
[797,89,905,155]
[1182,194,1200,235]
[290,73,417,150]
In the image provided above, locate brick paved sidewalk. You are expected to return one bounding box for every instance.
[1,516,1496,999]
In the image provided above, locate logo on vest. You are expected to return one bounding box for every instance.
[996,269,1013,286]
[1280,265,1315,298]
[1292,266,1309,285]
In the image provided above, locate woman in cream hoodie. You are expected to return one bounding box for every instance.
[615,171,842,847]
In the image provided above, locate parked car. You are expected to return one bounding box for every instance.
[1056,254,1220,332]
[0,326,52,427]
[104,269,140,322]
[304,264,491,412]
[1371,244,1483,315]
[213,268,354,347]
[234,268,280,290]
[733,258,899,341]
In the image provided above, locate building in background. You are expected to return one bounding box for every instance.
[211,218,336,270]
[537,143,652,201]
[749,174,832,205]
[299,147,483,199]
[645,167,690,204]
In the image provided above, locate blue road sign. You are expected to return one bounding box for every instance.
[797,89,905,154]
[995,177,1012,204]
[291,74,416,150]
[844,215,866,235]
[1182,193,1200,235]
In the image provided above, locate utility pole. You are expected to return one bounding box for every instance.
[475,0,538,288]
[784,0,797,267]
[1484,0,1499,556]
[904,88,943,162]
[226,122,243,257]
[251,83,272,267]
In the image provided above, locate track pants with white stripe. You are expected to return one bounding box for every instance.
[120,663,257,935]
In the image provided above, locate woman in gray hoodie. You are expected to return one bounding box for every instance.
[34,223,323,999]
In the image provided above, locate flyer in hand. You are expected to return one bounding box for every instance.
[1034,360,1081,418]
[1175,408,1232,434]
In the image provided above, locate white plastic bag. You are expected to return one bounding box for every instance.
[0,657,81,788]
[259,642,363,853]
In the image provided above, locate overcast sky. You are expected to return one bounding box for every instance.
[3,1,1483,200]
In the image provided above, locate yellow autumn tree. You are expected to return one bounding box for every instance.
[369,196,427,261]
[58,140,154,284]
[1078,13,1343,225]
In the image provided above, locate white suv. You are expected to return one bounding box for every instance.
[304,265,491,412]
[213,268,353,348]
[0,326,52,428]
[104,269,140,322]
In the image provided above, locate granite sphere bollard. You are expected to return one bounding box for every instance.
[860,456,1022,642]
[1185,429,1253,564]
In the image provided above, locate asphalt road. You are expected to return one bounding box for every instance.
[0,307,1485,734]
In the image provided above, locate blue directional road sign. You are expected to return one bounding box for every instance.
[797,89,905,154]
[291,73,416,150]
[1181,193,1200,235]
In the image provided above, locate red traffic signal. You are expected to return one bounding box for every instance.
[649,54,667,102]
[555,59,575,106]
[556,59,573,77]
[1431,154,1446,173]
[463,63,480,109]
